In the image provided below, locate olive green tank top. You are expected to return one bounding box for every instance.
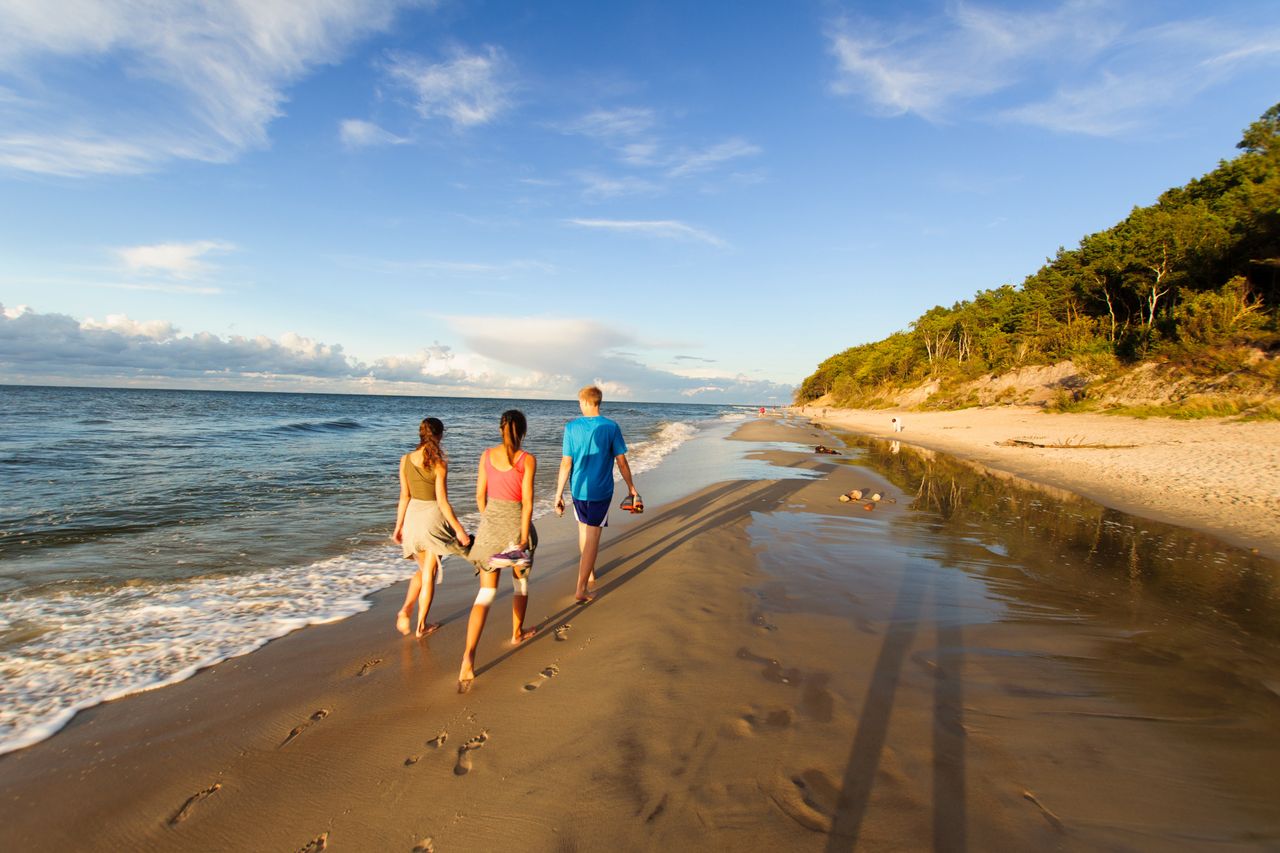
[402,454,437,501]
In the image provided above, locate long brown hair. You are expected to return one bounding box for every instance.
[416,417,445,469]
[499,409,527,465]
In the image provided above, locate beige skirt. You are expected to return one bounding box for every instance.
[401,499,469,563]
[468,499,537,575]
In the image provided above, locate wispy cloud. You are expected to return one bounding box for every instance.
[383,45,515,128]
[566,218,727,248]
[0,1,421,176]
[339,118,408,148]
[665,138,761,177]
[113,240,235,279]
[559,104,762,196]
[563,107,657,138]
[826,1,1280,136]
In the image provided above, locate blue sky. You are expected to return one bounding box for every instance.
[1,0,1277,403]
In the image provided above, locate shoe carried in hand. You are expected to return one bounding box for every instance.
[619,494,644,514]
[489,542,532,569]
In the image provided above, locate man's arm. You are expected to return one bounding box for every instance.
[554,455,573,515]
[615,453,638,498]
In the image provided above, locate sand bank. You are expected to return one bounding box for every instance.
[1,418,1277,850]
[797,405,1280,560]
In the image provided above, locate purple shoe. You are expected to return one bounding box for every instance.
[489,546,532,569]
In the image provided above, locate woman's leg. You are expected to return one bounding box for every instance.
[415,553,441,637]
[458,570,500,690]
[396,565,423,635]
[511,572,535,643]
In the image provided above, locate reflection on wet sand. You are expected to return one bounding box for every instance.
[746,432,1280,850]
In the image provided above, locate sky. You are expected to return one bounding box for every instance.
[1,0,1277,403]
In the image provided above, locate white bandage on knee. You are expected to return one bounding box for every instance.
[474,586,497,607]
[512,576,528,596]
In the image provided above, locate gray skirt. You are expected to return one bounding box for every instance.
[401,499,469,561]
[468,499,537,575]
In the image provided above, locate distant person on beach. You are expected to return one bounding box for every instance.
[393,418,471,638]
[554,386,640,603]
[458,410,538,692]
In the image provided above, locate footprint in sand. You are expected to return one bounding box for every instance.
[280,709,330,747]
[554,624,571,642]
[295,832,329,852]
[404,754,420,766]
[412,839,435,853]
[769,770,840,833]
[169,782,221,825]
[426,731,448,749]
[356,658,382,677]
[523,664,560,691]
[454,731,489,776]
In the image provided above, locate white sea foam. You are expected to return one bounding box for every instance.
[622,420,697,478]
[0,549,408,756]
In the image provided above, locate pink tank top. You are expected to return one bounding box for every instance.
[485,449,526,502]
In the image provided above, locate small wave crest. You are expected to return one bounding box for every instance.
[270,418,365,435]
[0,549,405,756]
[624,421,697,478]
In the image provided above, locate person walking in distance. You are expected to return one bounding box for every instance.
[554,385,641,603]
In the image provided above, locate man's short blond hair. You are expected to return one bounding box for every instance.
[578,385,603,406]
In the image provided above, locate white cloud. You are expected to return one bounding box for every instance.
[573,171,661,200]
[827,2,1280,136]
[567,218,727,248]
[80,314,179,341]
[339,118,408,148]
[384,45,514,128]
[0,0,421,176]
[113,240,235,279]
[665,138,761,177]
[563,107,656,138]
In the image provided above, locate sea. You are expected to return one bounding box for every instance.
[0,385,749,754]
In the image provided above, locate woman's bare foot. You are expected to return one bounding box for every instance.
[458,659,475,693]
[574,592,594,605]
[415,621,440,638]
[510,628,536,645]
[396,610,411,635]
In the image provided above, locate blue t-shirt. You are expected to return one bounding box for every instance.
[562,416,627,501]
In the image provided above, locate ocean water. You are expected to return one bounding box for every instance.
[0,385,747,753]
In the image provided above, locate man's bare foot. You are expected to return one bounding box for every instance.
[457,678,473,694]
[415,622,440,638]
[574,592,594,605]
[510,628,536,645]
[396,611,411,635]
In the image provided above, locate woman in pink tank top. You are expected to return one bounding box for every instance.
[458,409,538,692]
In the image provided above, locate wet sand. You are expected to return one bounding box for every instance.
[795,405,1280,560]
[1,418,1278,850]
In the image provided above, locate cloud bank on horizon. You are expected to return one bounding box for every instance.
[0,1,1276,401]
[0,304,791,403]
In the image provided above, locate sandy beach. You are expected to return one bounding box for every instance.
[798,405,1280,560]
[1,417,1278,851]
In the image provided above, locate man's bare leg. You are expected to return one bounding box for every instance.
[458,572,498,690]
[577,523,597,589]
[415,553,441,637]
[396,566,423,634]
[575,523,603,601]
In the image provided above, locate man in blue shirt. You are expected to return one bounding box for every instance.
[554,385,641,603]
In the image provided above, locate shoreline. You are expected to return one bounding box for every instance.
[2,417,1277,850]
[795,404,1280,560]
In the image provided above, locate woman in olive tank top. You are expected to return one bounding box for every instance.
[393,417,472,637]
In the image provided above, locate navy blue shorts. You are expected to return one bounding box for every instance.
[572,498,610,528]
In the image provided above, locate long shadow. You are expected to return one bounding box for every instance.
[825,560,928,850]
[823,557,969,851]
[475,473,820,678]
[933,568,967,853]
